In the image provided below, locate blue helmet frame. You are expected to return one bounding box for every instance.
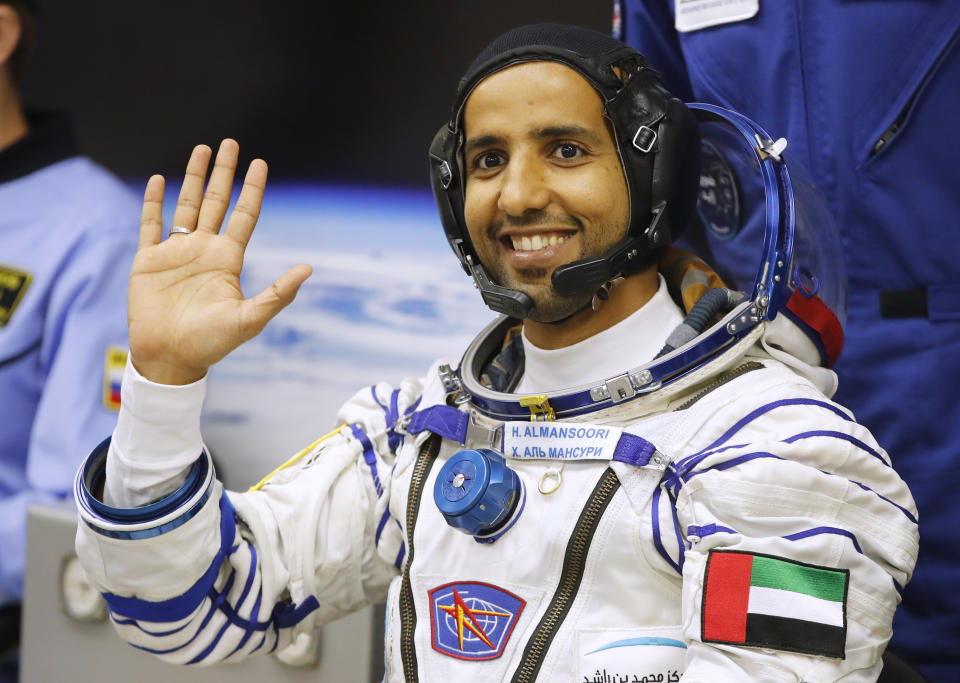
[455,104,846,421]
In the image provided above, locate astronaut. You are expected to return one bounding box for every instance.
[73,25,917,681]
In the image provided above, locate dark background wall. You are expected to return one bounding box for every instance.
[20,1,612,186]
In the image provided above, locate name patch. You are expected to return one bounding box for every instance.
[502,422,623,461]
[675,0,759,33]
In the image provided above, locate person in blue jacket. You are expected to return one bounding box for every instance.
[616,1,960,678]
[0,1,139,678]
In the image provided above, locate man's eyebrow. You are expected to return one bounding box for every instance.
[464,125,605,154]
[531,125,604,146]
[464,134,507,154]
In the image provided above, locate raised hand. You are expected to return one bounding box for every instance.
[129,140,312,385]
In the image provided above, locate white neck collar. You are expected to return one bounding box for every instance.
[517,274,684,394]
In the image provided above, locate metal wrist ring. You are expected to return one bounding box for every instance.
[170,226,193,235]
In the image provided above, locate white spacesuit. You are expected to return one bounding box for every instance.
[73,24,917,683]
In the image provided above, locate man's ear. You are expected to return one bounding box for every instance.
[0,5,22,67]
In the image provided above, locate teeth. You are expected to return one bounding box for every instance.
[510,234,571,252]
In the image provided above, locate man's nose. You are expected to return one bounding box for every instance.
[497,155,550,217]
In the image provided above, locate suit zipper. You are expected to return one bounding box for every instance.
[510,468,621,683]
[398,434,441,682]
[673,361,764,411]
[870,26,959,158]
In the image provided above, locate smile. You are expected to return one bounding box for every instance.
[504,232,574,253]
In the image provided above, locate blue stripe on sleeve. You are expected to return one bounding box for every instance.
[131,571,237,656]
[850,480,918,524]
[370,386,389,413]
[188,594,318,663]
[651,487,681,575]
[783,526,864,554]
[782,430,890,466]
[675,448,917,526]
[374,508,392,546]
[122,532,319,662]
[225,591,263,659]
[103,493,237,622]
[686,524,737,538]
[698,398,854,454]
[668,494,686,571]
[673,442,749,477]
[683,452,785,483]
[272,596,321,629]
[372,385,416,452]
[111,614,193,638]
[350,424,383,496]
[187,597,238,664]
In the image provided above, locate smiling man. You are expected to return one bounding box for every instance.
[73,24,916,681]
[462,60,639,336]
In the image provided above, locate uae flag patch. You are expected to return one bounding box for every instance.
[701,550,848,659]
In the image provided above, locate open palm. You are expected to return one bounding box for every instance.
[129,140,312,385]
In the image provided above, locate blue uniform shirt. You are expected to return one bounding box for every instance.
[0,114,139,605]
[618,2,960,677]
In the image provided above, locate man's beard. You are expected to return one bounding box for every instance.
[487,261,595,323]
[481,211,625,323]
[481,211,623,323]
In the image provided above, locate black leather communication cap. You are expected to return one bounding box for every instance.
[429,23,700,318]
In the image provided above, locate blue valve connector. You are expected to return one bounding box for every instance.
[434,448,523,541]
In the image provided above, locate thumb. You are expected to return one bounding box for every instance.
[240,263,313,339]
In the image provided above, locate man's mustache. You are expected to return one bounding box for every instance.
[487,211,582,239]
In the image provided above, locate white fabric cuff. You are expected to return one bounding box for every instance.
[104,358,207,508]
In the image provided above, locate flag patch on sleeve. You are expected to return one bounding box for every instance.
[701,550,848,659]
[102,346,127,410]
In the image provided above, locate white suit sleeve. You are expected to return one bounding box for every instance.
[103,359,207,508]
[655,365,918,681]
[74,364,422,665]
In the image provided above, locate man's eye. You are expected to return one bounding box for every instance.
[476,152,504,170]
[553,143,584,160]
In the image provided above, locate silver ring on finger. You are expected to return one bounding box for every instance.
[169,226,193,236]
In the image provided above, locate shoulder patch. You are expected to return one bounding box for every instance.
[0,263,32,327]
[429,581,525,660]
[701,549,848,659]
[102,346,127,410]
[698,141,742,240]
